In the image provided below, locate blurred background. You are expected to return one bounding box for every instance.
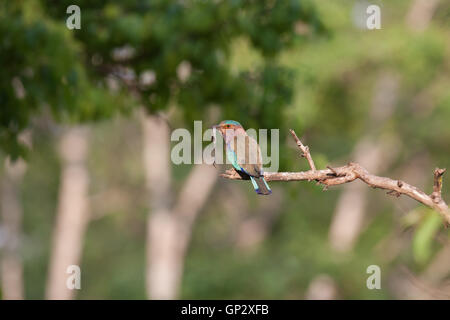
[1,0,450,299]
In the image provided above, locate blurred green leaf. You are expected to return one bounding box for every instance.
[412,209,442,265]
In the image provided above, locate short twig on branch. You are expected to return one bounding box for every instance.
[289,129,316,171]
[220,129,450,227]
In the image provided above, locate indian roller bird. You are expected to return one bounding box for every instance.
[213,120,272,195]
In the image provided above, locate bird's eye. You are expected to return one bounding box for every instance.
[226,124,230,128]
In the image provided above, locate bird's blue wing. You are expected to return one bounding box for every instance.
[226,146,249,174]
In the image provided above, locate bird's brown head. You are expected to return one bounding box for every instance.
[213,120,244,140]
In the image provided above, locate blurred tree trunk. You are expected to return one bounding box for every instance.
[389,265,450,299]
[46,127,90,300]
[422,244,450,287]
[406,0,440,32]
[143,115,173,299]
[328,0,441,253]
[305,274,339,300]
[328,73,399,252]
[235,191,283,251]
[143,114,217,299]
[0,158,27,300]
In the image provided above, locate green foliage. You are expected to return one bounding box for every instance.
[1,0,326,156]
[39,0,323,127]
[5,0,450,299]
[412,209,442,266]
[0,1,132,157]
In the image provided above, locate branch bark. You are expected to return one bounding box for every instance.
[329,72,400,252]
[220,130,450,228]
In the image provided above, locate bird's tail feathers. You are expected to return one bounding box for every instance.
[250,176,272,195]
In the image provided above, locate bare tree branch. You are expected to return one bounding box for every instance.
[220,129,450,227]
[432,168,446,201]
[289,129,316,171]
[329,72,400,252]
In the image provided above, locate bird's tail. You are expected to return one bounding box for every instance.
[250,176,272,195]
